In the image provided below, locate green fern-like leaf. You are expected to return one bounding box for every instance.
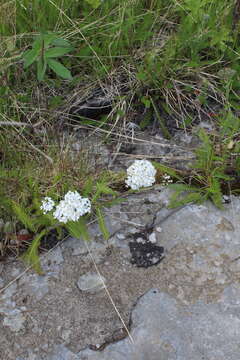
[208,177,224,209]
[66,217,90,241]
[167,183,202,208]
[92,182,117,203]
[21,229,47,274]
[152,161,182,181]
[193,129,214,172]
[102,197,126,208]
[82,177,94,197]
[96,207,110,240]
[168,183,200,192]
[169,189,202,208]
[11,201,36,232]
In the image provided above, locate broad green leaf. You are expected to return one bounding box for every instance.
[45,47,73,58]
[32,36,43,50]
[41,33,58,47]
[52,38,73,47]
[23,36,43,68]
[47,58,73,80]
[84,0,101,9]
[96,207,110,240]
[37,58,47,81]
[23,47,40,68]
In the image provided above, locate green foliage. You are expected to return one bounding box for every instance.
[96,207,110,240]
[152,162,182,181]
[168,184,204,208]
[5,170,121,271]
[169,127,235,209]
[84,0,101,9]
[150,97,171,139]
[1,0,240,272]
[193,128,216,175]
[219,110,240,138]
[11,201,37,233]
[66,217,90,242]
[15,0,82,33]
[92,182,118,203]
[21,229,48,274]
[22,33,73,81]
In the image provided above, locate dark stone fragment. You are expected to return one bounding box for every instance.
[69,87,113,120]
[129,240,164,268]
[40,228,68,250]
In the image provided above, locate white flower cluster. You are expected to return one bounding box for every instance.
[40,197,55,214]
[125,160,156,190]
[40,191,91,223]
[161,174,173,186]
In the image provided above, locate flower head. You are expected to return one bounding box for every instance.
[125,160,156,190]
[52,191,91,223]
[40,197,55,214]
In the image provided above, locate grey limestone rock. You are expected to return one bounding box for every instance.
[1,190,240,359]
[77,272,106,293]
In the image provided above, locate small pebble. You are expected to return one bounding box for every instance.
[18,229,29,235]
[149,232,157,244]
[116,233,125,240]
[77,272,106,293]
[156,227,162,233]
[222,195,231,204]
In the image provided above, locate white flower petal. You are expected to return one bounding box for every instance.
[40,197,55,214]
[52,191,91,223]
[125,160,156,190]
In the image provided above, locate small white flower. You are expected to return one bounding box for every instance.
[161,173,173,186]
[125,160,156,190]
[52,191,91,223]
[40,197,55,214]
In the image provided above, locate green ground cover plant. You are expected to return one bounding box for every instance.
[0,0,239,268]
[22,33,74,80]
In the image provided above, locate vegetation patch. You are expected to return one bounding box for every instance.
[0,0,239,269]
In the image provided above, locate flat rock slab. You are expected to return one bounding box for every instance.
[0,190,240,360]
[77,285,240,360]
